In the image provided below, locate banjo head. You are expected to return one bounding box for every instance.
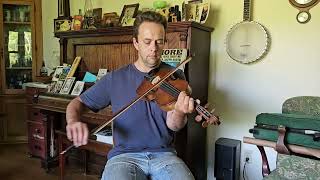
[226,21,269,64]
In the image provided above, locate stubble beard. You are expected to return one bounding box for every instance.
[142,56,161,69]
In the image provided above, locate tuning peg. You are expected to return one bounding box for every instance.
[202,121,208,128]
[204,103,209,109]
[195,99,201,105]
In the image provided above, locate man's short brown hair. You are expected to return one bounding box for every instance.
[133,11,167,40]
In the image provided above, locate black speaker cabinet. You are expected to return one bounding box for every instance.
[214,138,241,180]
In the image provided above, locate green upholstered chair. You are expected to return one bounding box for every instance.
[263,154,320,180]
[260,96,320,179]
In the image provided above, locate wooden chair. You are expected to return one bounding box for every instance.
[56,130,112,180]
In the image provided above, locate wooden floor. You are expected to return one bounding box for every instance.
[0,144,99,180]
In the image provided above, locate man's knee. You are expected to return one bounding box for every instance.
[152,163,195,180]
[101,162,147,180]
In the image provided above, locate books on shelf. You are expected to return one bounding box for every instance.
[97,69,109,81]
[59,77,76,94]
[71,81,85,96]
[67,56,82,78]
[52,65,70,82]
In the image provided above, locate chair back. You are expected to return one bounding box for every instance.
[282,96,320,116]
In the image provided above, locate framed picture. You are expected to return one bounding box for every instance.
[71,81,85,96]
[199,2,210,24]
[54,18,72,32]
[188,0,202,4]
[102,12,120,27]
[93,8,102,27]
[58,0,70,18]
[185,3,198,22]
[97,69,108,80]
[52,80,64,93]
[52,66,64,81]
[59,77,76,94]
[119,3,139,26]
[47,82,57,93]
[185,1,209,24]
[59,66,71,80]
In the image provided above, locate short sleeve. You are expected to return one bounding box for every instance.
[79,74,112,112]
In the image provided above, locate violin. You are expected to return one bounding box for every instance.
[136,64,220,127]
[61,57,220,155]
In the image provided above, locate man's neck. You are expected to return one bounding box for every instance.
[134,60,159,73]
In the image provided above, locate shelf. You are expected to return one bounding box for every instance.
[54,22,214,38]
[5,45,29,47]
[6,67,32,70]
[4,21,31,25]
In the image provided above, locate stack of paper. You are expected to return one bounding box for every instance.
[95,129,113,144]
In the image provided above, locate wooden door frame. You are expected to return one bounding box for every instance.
[0,0,43,94]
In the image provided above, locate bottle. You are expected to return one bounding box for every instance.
[168,7,175,22]
[73,9,83,31]
[23,73,27,83]
[174,5,181,21]
[17,75,22,88]
[84,0,93,17]
[9,77,15,89]
[40,62,47,76]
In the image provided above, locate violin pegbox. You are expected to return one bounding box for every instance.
[194,101,220,128]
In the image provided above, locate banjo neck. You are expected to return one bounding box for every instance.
[243,0,252,21]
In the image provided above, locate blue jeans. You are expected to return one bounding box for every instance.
[101,151,195,180]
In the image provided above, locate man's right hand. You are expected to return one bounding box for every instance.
[66,121,89,147]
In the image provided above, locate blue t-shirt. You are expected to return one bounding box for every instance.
[80,63,184,159]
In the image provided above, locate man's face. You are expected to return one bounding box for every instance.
[133,22,165,69]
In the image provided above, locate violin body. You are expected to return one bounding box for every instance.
[137,68,189,111]
[136,67,220,127]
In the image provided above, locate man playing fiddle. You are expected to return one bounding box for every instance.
[66,11,218,180]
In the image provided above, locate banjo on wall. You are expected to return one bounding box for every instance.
[226,0,270,64]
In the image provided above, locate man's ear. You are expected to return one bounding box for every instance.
[133,37,139,50]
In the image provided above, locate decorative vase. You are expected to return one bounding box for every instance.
[19,8,25,22]
[84,0,93,17]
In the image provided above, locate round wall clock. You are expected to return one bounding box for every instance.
[296,11,311,23]
[289,0,320,23]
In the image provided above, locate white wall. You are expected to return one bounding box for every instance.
[42,0,60,72]
[207,0,320,180]
[42,0,320,179]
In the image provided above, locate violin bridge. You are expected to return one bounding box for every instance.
[151,76,161,85]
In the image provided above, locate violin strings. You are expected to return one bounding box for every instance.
[163,81,180,96]
[196,105,211,118]
[160,85,178,97]
[160,81,181,98]
[199,105,211,116]
[160,81,212,118]
[160,82,211,118]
